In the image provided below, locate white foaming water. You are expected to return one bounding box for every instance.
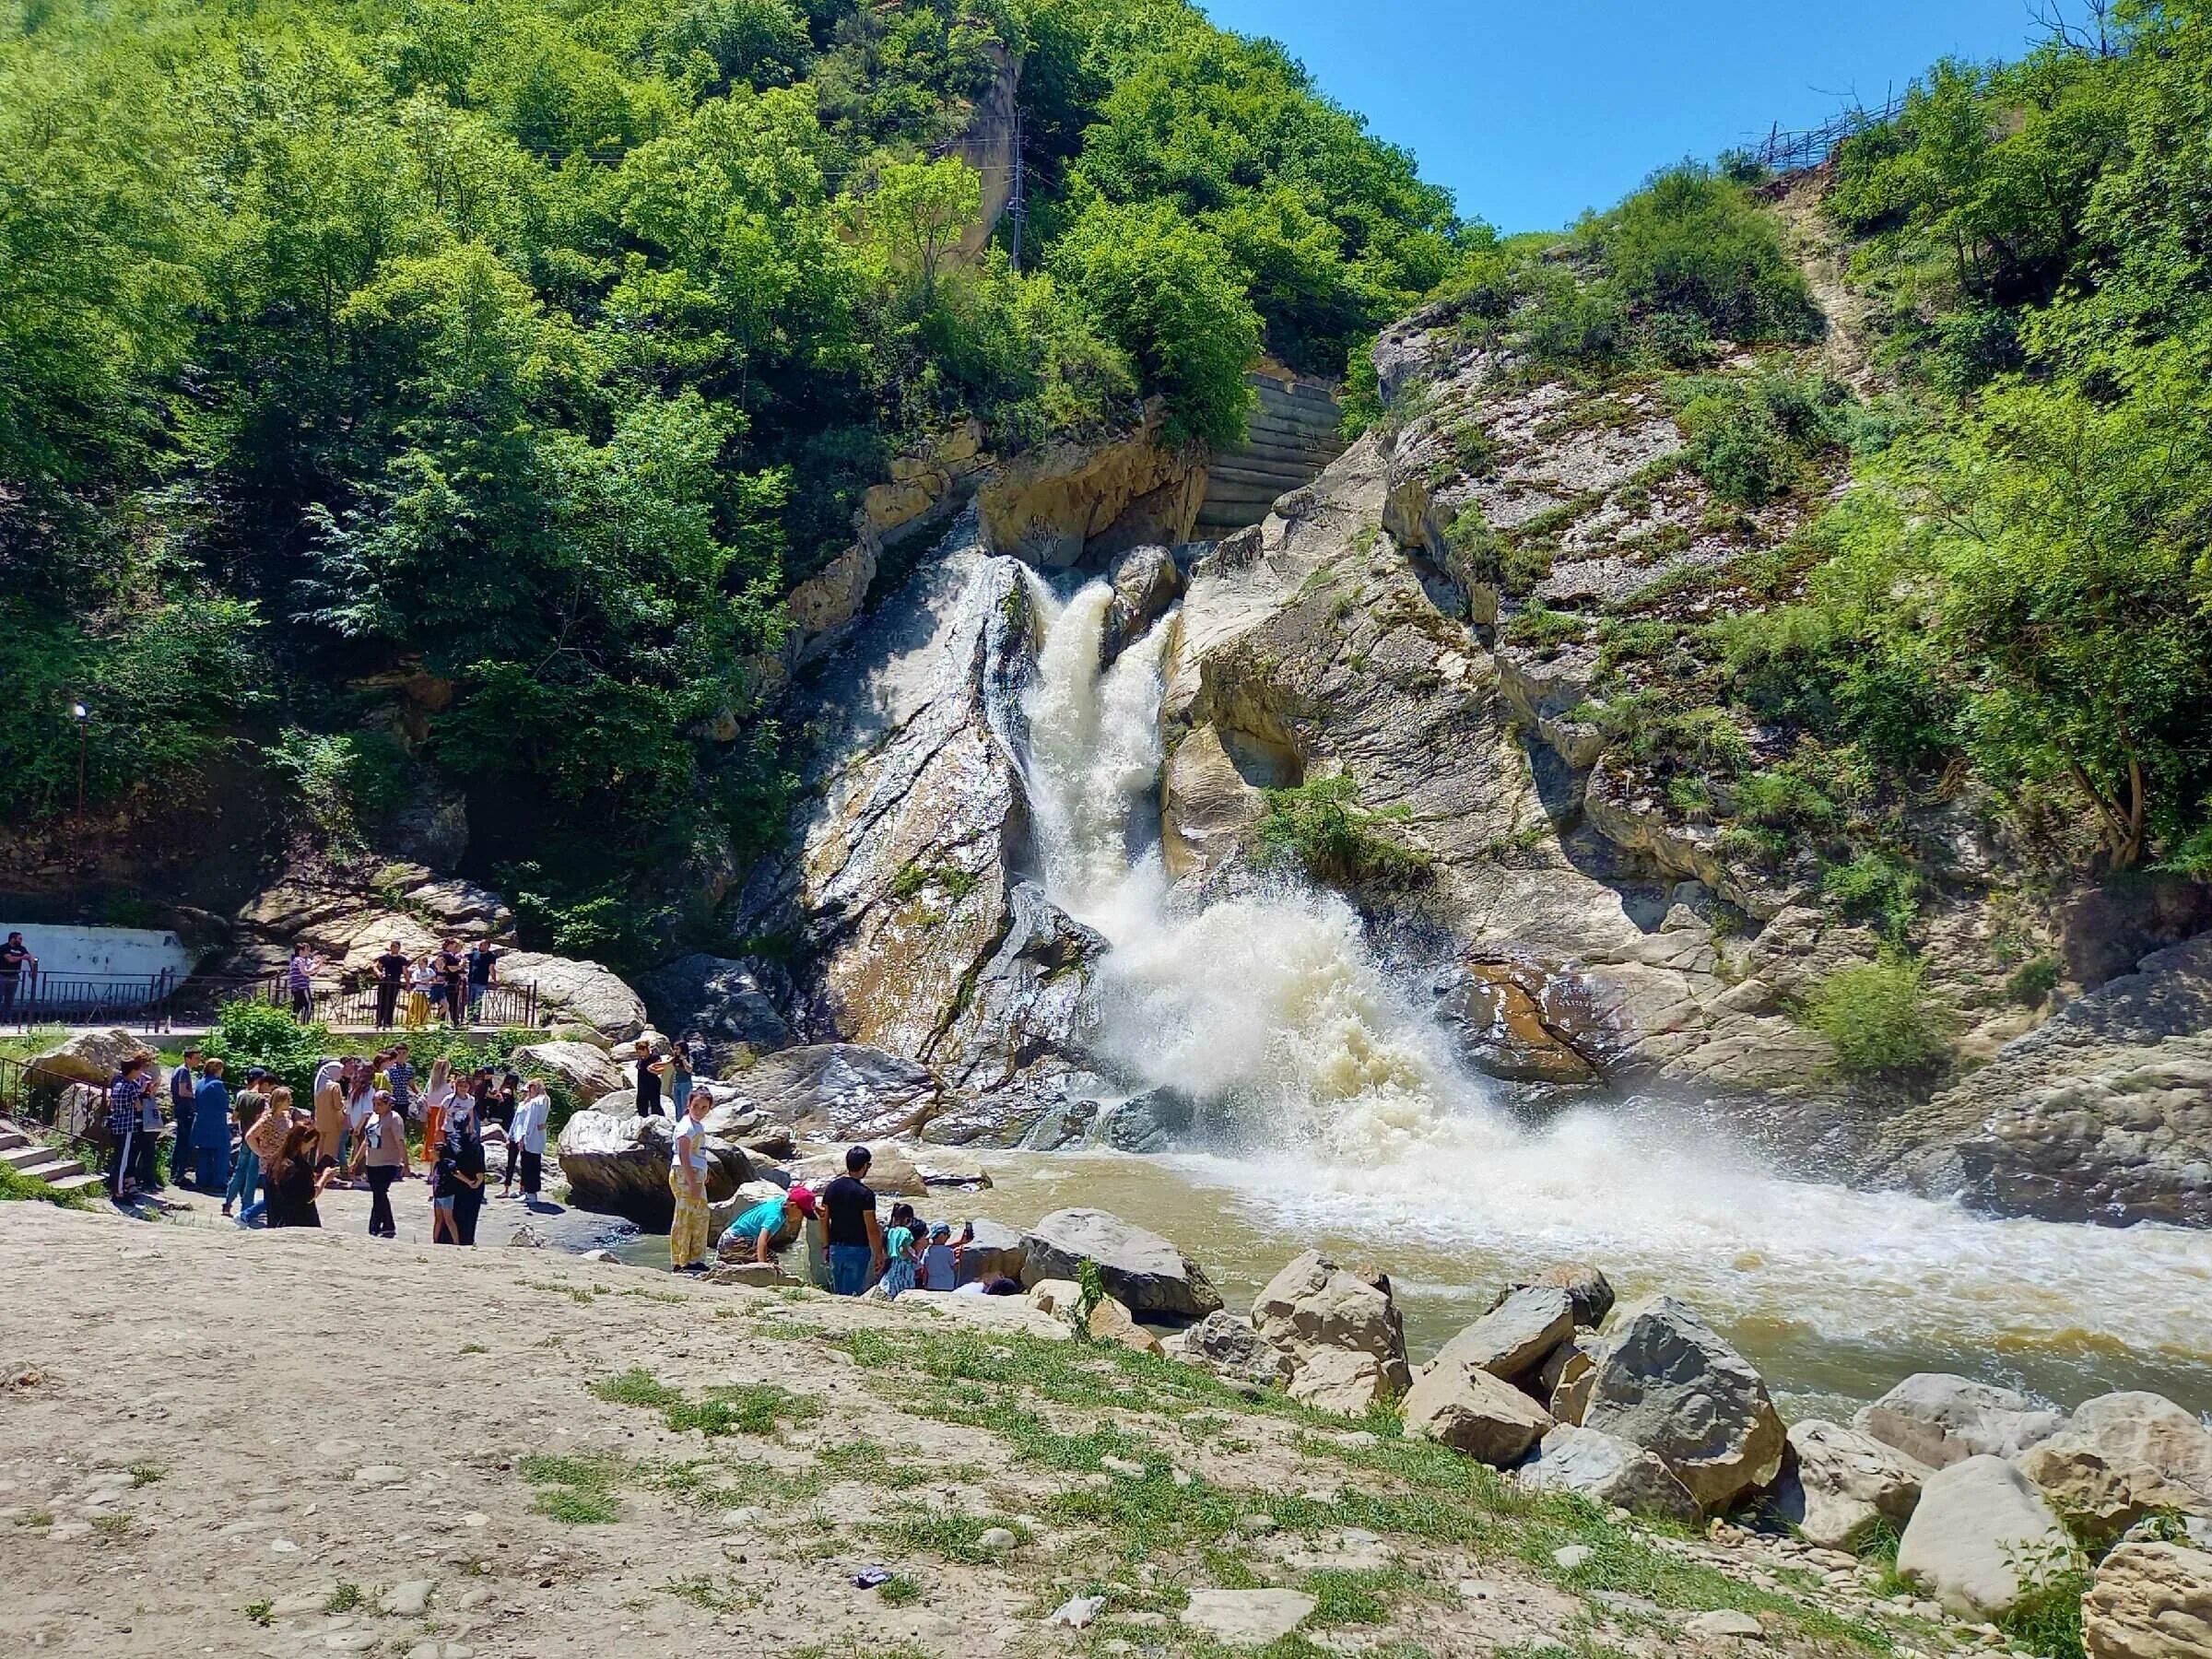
[1016,577,2212,1405]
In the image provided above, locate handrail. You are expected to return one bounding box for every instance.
[0,971,539,1033]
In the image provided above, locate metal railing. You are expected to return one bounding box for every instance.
[194,974,540,1031]
[0,1054,105,1152]
[0,971,179,1032]
[1743,95,1905,174]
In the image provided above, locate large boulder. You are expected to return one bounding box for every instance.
[1164,1312,1293,1388]
[1852,1373,2066,1469]
[556,1109,753,1228]
[1514,1425,1700,1524]
[500,951,647,1041]
[25,1028,142,1088]
[1402,1362,1554,1466]
[1500,1261,1616,1330]
[786,1143,925,1197]
[1019,1207,1222,1320]
[636,954,795,1061]
[728,1044,948,1141]
[2083,1536,2212,1659]
[951,1218,1026,1284]
[511,1041,628,1106]
[1252,1253,1410,1415]
[1579,1295,1785,1515]
[1771,1419,1931,1552]
[2018,1393,2212,1544]
[1429,1287,1575,1389]
[1896,1454,2073,1620]
[1101,543,1182,664]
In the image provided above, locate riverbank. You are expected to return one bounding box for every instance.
[3,1201,2007,1658]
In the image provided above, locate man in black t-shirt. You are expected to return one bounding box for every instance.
[435,938,467,1028]
[632,1041,663,1117]
[465,942,500,1017]
[372,939,409,1030]
[0,932,35,1017]
[821,1146,885,1296]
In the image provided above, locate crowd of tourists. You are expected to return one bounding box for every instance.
[98,1041,549,1241]
[287,935,505,1030]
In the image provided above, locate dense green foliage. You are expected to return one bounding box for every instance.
[1801,956,1947,1076]
[1253,772,1431,888]
[0,0,1465,942]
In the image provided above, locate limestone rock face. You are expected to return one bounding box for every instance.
[976,412,1203,569]
[2018,1392,2212,1544]
[731,524,1099,1140]
[1852,1373,2066,1470]
[2083,1537,2212,1659]
[510,1041,627,1106]
[1896,1454,2072,1619]
[1771,1419,1932,1552]
[556,1109,753,1228]
[1579,1295,1785,1515]
[1403,1361,1555,1466]
[1906,933,2212,1226]
[1159,724,1267,880]
[1252,1252,1410,1414]
[726,1044,948,1142]
[1163,1312,1292,1387]
[1018,1207,1222,1320]
[1426,1287,1575,1389]
[636,955,794,1063]
[498,952,647,1041]
[1514,1425,1700,1524]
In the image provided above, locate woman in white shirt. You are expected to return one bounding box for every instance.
[505,1079,550,1204]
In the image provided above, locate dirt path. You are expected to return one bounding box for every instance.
[1,1204,1972,1657]
[1772,171,1882,395]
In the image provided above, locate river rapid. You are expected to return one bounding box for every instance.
[996,573,2212,1423]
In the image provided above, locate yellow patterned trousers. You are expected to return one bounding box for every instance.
[669,1169,710,1269]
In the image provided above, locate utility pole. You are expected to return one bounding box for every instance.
[1009,105,1026,275]
[72,700,88,817]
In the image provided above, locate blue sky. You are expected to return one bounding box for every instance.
[1197,1,2046,232]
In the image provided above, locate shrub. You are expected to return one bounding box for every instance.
[264,727,409,849]
[1253,773,1431,888]
[1820,849,1923,942]
[2005,956,2061,1005]
[1577,163,1819,344]
[204,1000,333,1100]
[1802,956,1947,1075]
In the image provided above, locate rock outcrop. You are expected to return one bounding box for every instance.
[1895,1454,2072,1619]
[636,955,794,1062]
[2083,1535,2212,1659]
[510,1041,628,1106]
[1579,1295,1785,1515]
[556,1109,753,1227]
[1514,1425,1700,1524]
[725,1044,948,1141]
[1018,1207,1221,1320]
[1852,1373,2065,1469]
[1402,1360,1554,1465]
[496,952,647,1040]
[1252,1252,1410,1415]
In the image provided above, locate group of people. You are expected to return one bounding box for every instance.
[99,1041,551,1244]
[283,936,501,1030]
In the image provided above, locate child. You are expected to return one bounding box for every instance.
[879,1203,924,1299]
[920,1221,972,1291]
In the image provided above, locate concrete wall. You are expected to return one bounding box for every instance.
[0,923,194,982]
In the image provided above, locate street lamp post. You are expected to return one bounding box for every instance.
[71,700,89,816]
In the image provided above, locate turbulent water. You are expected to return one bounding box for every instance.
[1012,573,2212,1419]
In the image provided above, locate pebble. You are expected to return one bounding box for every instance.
[456,1588,492,1610]
[460,1512,488,1529]
[1551,1545,1592,1571]
[976,1527,1018,1551]
[311,1441,361,1461]
[1683,1609,1765,1641]
[323,1635,378,1653]
[1047,1595,1104,1629]
[272,1594,324,1617]
[715,1506,765,1529]
[1236,1513,1278,1536]
[271,1539,300,1554]
[247,1498,288,1514]
[47,1522,91,1541]
[1339,1527,1382,1545]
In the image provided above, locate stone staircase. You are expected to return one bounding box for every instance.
[1194,371,1347,535]
[0,1116,104,1198]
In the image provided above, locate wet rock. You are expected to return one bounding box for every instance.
[1102,544,1182,664]
[1580,1295,1785,1515]
[1159,724,1266,880]
[1164,1311,1292,1387]
[1771,1420,1931,1552]
[1428,1286,1575,1389]
[2082,1535,2212,1659]
[1852,1373,2065,1470]
[1097,1086,1195,1154]
[1502,1261,1617,1329]
[509,1041,626,1106]
[636,955,794,1063]
[726,1044,948,1141]
[1019,1207,1222,1320]
[1182,1587,1316,1647]
[1895,1454,2071,1620]
[1514,1425,1699,1523]
[1430,961,1606,1084]
[1253,1252,1410,1414]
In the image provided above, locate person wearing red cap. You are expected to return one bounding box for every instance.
[715,1184,816,1265]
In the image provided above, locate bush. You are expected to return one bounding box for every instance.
[264,727,409,849]
[204,1000,334,1100]
[1577,164,1818,344]
[1253,773,1431,888]
[1821,850,1923,941]
[1671,371,1852,508]
[1802,956,1947,1076]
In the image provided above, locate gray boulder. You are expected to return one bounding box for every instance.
[953,1218,1027,1284]
[511,1040,627,1106]
[1253,1252,1410,1414]
[25,1029,142,1088]
[1580,1295,1785,1515]
[1500,1261,1616,1329]
[727,1044,948,1141]
[1853,1373,2066,1469]
[1514,1425,1700,1524]
[1402,1361,1554,1466]
[1896,1454,2072,1619]
[1019,1207,1222,1320]
[2018,1392,2212,1544]
[500,951,647,1040]
[1771,1419,1931,1552]
[636,954,794,1062]
[1429,1287,1575,1389]
[1098,1086,1196,1154]
[1164,1312,1292,1387]
[556,1109,753,1228]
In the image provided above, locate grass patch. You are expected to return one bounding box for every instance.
[323,1583,365,1614]
[459,1342,488,1355]
[1254,773,1431,889]
[0,1160,95,1208]
[1300,1566,1429,1624]
[533,1486,621,1524]
[592,1368,684,1408]
[591,1366,820,1437]
[90,1513,135,1537]
[877,1573,922,1606]
[126,1463,165,1488]
[874,1502,1029,1565]
[245,1599,274,1627]
[522,1451,625,1525]
[16,1511,54,1527]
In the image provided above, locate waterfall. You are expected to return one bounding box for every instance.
[1010,573,2212,1410]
